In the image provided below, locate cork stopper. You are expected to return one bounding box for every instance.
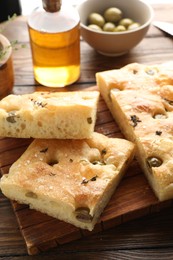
[42,0,61,12]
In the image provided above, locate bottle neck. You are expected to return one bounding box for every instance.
[42,0,61,12]
[28,2,80,33]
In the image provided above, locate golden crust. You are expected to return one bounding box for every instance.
[0,91,99,139]
[0,132,134,231]
[97,62,173,201]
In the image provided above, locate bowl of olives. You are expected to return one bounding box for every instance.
[77,0,154,56]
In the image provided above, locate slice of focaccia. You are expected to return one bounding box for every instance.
[0,132,134,231]
[0,91,99,139]
[96,62,173,201]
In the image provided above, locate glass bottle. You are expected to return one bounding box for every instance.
[28,0,80,88]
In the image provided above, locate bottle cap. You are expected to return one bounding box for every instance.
[42,0,61,12]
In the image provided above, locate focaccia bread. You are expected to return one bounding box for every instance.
[96,62,173,201]
[0,91,99,139]
[0,132,134,231]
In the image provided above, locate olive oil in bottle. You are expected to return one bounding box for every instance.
[28,0,80,87]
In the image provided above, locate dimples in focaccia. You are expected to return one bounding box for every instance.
[97,62,173,201]
[0,132,134,231]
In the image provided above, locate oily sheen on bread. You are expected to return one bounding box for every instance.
[0,132,135,231]
[0,91,99,139]
[96,62,173,201]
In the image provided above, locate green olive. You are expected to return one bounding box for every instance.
[113,25,126,32]
[88,24,102,31]
[103,22,116,32]
[147,157,163,168]
[119,18,134,28]
[88,13,105,28]
[104,7,122,23]
[87,7,140,34]
[128,22,141,30]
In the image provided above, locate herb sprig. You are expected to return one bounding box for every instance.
[0,14,26,62]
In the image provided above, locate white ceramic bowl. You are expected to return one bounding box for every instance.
[77,0,154,56]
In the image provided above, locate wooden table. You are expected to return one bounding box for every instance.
[1,3,173,259]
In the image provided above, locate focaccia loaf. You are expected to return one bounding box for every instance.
[0,91,99,139]
[96,62,173,201]
[0,132,134,231]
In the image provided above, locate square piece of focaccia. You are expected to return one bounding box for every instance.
[0,132,134,231]
[0,91,99,139]
[96,62,173,201]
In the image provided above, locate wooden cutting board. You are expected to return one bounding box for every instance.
[0,89,172,255]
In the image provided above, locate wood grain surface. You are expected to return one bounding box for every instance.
[1,3,173,259]
[0,90,172,255]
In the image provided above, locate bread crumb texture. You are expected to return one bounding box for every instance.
[0,91,99,139]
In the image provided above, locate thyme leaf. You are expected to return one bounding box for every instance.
[40,148,48,153]
[155,130,162,136]
[81,175,98,185]
[130,115,141,127]
[0,14,26,62]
